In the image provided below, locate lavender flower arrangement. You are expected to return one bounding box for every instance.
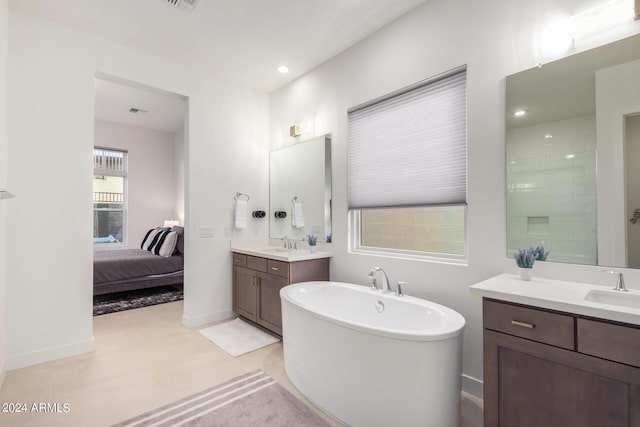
[532,244,550,261]
[306,234,317,246]
[325,233,332,243]
[514,248,536,268]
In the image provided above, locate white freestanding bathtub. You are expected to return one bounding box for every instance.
[280,281,466,427]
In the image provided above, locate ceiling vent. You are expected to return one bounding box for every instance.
[163,0,200,13]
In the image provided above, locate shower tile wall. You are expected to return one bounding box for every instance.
[507,115,597,265]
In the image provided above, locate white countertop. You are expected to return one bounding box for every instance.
[231,244,332,262]
[470,274,640,326]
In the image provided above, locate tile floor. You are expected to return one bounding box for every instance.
[0,301,483,426]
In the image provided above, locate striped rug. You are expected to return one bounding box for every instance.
[112,370,331,427]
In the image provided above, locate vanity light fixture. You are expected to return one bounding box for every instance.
[289,124,302,137]
[571,0,635,39]
[514,110,526,117]
[278,65,289,74]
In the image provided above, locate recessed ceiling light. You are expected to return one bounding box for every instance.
[277,65,289,74]
[566,154,575,159]
[514,110,526,117]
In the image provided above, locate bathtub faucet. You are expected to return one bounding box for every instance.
[369,267,391,294]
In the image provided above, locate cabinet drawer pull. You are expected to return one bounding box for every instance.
[511,320,535,329]
[271,267,279,271]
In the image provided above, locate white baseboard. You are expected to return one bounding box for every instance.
[182,309,234,328]
[462,373,483,400]
[6,337,95,371]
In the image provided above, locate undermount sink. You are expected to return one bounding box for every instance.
[584,290,640,310]
[258,247,291,253]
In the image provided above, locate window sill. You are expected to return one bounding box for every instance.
[349,245,468,266]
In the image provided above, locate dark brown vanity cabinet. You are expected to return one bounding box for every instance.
[232,252,329,335]
[483,298,640,427]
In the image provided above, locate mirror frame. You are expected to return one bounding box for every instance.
[269,134,332,241]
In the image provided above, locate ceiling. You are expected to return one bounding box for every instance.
[10,0,429,93]
[94,78,186,133]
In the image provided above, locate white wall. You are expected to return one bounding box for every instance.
[269,0,640,397]
[174,126,185,223]
[94,119,178,248]
[0,0,9,387]
[5,11,269,369]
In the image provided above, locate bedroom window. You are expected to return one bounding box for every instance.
[347,66,467,262]
[93,148,127,245]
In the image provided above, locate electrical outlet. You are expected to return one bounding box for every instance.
[199,226,214,238]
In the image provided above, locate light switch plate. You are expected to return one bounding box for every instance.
[199,226,214,238]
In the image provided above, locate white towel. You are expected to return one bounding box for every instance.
[292,201,305,228]
[235,200,248,229]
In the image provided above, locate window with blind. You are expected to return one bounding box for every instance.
[93,147,127,245]
[348,66,467,259]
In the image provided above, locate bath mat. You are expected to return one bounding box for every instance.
[112,369,330,427]
[93,285,183,316]
[199,318,279,357]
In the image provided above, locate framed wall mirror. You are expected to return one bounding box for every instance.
[269,134,332,241]
[506,33,640,268]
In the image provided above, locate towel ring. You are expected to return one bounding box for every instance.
[234,192,250,202]
[291,196,302,204]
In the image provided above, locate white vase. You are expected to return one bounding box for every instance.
[309,245,316,253]
[519,267,533,281]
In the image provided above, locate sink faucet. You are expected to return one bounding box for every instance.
[602,270,628,292]
[281,237,296,252]
[369,267,392,294]
[281,236,291,251]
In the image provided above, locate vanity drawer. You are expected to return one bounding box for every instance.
[232,253,247,267]
[247,256,267,272]
[267,259,289,278]
[578,318,640,368]
[483,299,575,350]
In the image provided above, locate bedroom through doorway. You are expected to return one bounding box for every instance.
[92,75,188,317]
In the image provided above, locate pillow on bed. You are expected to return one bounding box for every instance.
[141,228,164,250]
[141,229,178,257]
[171,226,185,254]
[152,231,178,257]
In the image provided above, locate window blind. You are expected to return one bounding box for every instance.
[347,66,467,209]
[94,147,127,177]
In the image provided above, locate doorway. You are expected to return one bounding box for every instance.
[92,75,188,317]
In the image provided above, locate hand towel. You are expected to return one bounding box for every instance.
[292,201,305,229]
[235,200,248,229]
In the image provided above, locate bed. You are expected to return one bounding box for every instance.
[93,226,184,295]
